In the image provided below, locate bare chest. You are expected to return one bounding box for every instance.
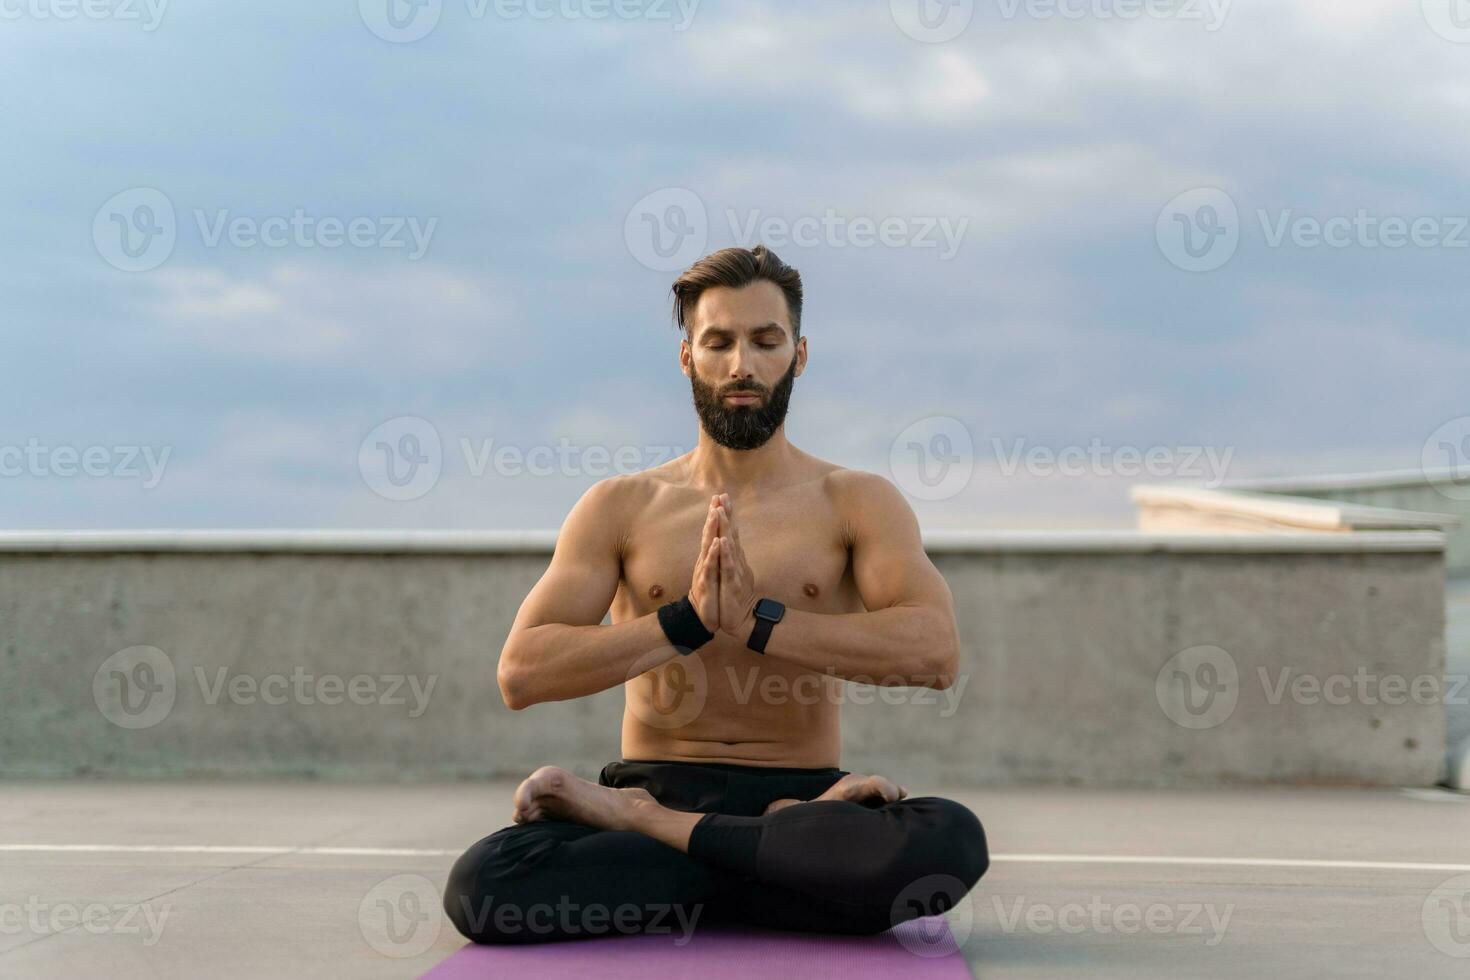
[614,486,857,619]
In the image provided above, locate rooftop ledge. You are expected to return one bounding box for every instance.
[0,528,1446,555]
[1131,485,1462,533]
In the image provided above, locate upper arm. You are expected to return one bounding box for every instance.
[508,478,626,635]
[838,471,955,617]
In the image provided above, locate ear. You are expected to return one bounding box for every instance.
[794,335,808,378]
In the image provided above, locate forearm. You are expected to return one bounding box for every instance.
[498,612,680,709]
[752,604,959,688]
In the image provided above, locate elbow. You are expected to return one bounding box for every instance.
[927,658,959,691]
[496,647,534,710]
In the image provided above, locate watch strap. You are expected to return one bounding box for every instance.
[747,616,775,654]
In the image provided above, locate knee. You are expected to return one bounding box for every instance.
[906,797,989,890]
[874,798,988,928]
[936,798,989,887]
[442,836,499,943]
[441,826,549,944]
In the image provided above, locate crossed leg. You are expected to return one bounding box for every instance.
[443,767,990,944]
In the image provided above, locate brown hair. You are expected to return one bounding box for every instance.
[670,245,803,342]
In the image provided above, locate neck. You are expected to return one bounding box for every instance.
[683,428,795,493]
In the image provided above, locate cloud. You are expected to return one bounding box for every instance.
[141,262,514,370]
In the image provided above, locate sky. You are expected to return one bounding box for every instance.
[3,0,1469,531]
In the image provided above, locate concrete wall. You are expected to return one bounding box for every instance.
[0,531,1448,787]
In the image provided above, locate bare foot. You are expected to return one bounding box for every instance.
[820,773,907,806]
[512,766,656,830]
[763,773,908,815]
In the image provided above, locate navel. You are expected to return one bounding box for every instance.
[803,582,819,597]
[648,583,665,599]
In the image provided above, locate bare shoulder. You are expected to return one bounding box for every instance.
[821,465,918,545]
[823,465,911,512]
[561,472,649,559]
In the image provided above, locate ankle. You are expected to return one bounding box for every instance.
[619,795,662,832]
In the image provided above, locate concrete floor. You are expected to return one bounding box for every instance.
[2,780,1469,979]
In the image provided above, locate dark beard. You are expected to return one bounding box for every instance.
[690,351,798,451]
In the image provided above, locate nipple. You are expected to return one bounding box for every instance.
[649,584,665,599]
[803,583,819,597]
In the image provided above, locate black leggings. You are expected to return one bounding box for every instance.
[442,759,990,944]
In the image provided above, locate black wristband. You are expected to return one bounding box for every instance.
[657,594,714,655]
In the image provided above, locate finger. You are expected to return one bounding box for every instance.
[719,539,737,598]
[696,519,716,576]
[707,538,721,596]
[700,501,717,553]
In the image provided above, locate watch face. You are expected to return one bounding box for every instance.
[754,598,784,621]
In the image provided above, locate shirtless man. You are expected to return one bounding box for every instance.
[443,245,989,944]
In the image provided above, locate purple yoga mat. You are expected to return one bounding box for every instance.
[421,918,970,979]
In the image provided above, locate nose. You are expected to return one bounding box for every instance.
[728,339,759,384]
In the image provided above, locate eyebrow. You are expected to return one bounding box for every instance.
[699,322,786,340]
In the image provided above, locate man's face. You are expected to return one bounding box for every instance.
[683,280,805,451]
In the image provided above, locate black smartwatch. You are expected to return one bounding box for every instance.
[745,597,785,654]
